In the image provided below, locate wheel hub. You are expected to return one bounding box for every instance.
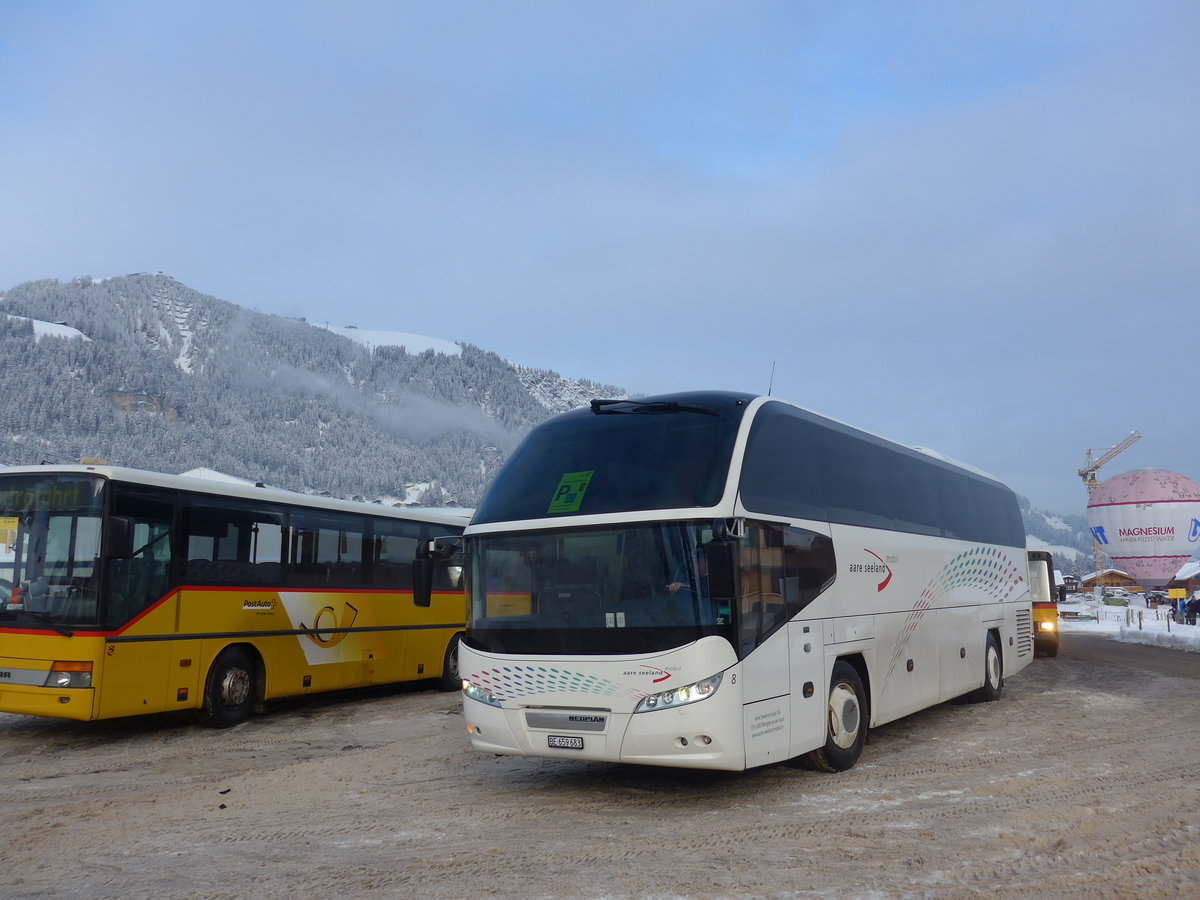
[220,668,251,707]
[828,682,861,750]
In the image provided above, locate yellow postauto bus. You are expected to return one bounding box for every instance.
[1027,550,1058,657]
[0,465,470,726]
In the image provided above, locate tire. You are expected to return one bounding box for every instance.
[199,646,257,727]
[804,660,867,773]
[968,632,1003,703]
[437,633,463,692]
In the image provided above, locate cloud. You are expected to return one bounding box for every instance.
[270,364,512,447]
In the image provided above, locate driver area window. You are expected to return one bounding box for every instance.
[738,523,836,657]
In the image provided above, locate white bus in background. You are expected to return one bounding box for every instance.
[432,391,1032,772]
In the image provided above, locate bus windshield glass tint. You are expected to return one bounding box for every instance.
[472,395,748,523]
[465,523,736,655]
[0,474,106,627]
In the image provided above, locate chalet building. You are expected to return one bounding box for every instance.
[1079,569,1140,592]
[1166,561,1200,595]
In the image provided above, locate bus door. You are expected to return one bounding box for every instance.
[97,490,177,718]
[788,619,827,758]
[738,523,837,766]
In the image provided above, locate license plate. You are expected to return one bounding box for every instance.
[547,734,584,750]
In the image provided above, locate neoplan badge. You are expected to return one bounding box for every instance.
[548,471,594,514]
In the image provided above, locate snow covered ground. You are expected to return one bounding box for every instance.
[1058,592,1200,653]
[5,313,91,342]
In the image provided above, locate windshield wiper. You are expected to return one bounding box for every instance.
[19,610,73,637]
[590,399,719,417]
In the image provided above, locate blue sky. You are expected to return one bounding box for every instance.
[2,1,1197,514]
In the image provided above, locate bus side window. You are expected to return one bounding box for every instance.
[288,509,367,588]
[737,524,787,657]
[782,526,836,617]
[370,519,424,590]
[182,499,285,586]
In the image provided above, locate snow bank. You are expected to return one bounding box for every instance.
[315,323,461,356]
[1058,595,1200,653]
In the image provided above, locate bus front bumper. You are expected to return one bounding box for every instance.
[462,684,746,771]
[0,683,96,720]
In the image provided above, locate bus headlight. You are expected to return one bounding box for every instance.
[634,672,723,713]
[462,679,501,708]
[44,661,93,688]
[1038,621,1057,633]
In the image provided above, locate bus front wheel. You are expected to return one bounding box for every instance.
[804,660,867,772]
[438,634,462,692]
[199,646,257,727]
[968,632,1003,703]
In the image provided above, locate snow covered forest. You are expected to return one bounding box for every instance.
[0,273,622,507]
[0,273,1093,569]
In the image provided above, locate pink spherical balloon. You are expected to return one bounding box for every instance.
[1087,469,1200,586]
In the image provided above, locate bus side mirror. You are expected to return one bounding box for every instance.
[413,557,436,608]
[703,539,737,605]
[413,536,463,608]
[104,516,134,559]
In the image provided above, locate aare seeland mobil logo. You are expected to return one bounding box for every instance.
[849,549,894,592]
[621,664,677,684]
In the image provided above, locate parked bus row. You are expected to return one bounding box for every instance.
[4,391,1039,773]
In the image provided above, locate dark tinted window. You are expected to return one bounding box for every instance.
[737,523,836,657]
[474,394,750,523]
[970,478,1027,546]
[182,497,285,586]
[782,526,836,617]
[288,509,367,588]
[369,518,425,590]
[739,407,827,521]
[740,403,1024,548]
[466,522,736,655]
[887,451,946,537]
[813,428,894,529]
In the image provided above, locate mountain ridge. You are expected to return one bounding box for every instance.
[1,273,1092,572]
[0,273,624,508]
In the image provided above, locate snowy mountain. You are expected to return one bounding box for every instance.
[0,274,1096,563]
[1019,500,1095,576]
[0,273,625,506]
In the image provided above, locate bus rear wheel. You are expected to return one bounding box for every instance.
[199,646,257,727]
[804,660,867,772]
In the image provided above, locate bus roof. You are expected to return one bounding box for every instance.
[0,464,473,529]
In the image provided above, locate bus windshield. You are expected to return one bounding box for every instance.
[466,522,736,655]
[0,474,106,628]
[472,394,751,524]
[1029,555,1056,605]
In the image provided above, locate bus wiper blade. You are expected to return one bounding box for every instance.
[19,610,73,637]
[590,400,719,417]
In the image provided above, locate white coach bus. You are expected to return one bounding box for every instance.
[438,391,1031,771]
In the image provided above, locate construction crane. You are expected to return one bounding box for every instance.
[1079,431,1142,583]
